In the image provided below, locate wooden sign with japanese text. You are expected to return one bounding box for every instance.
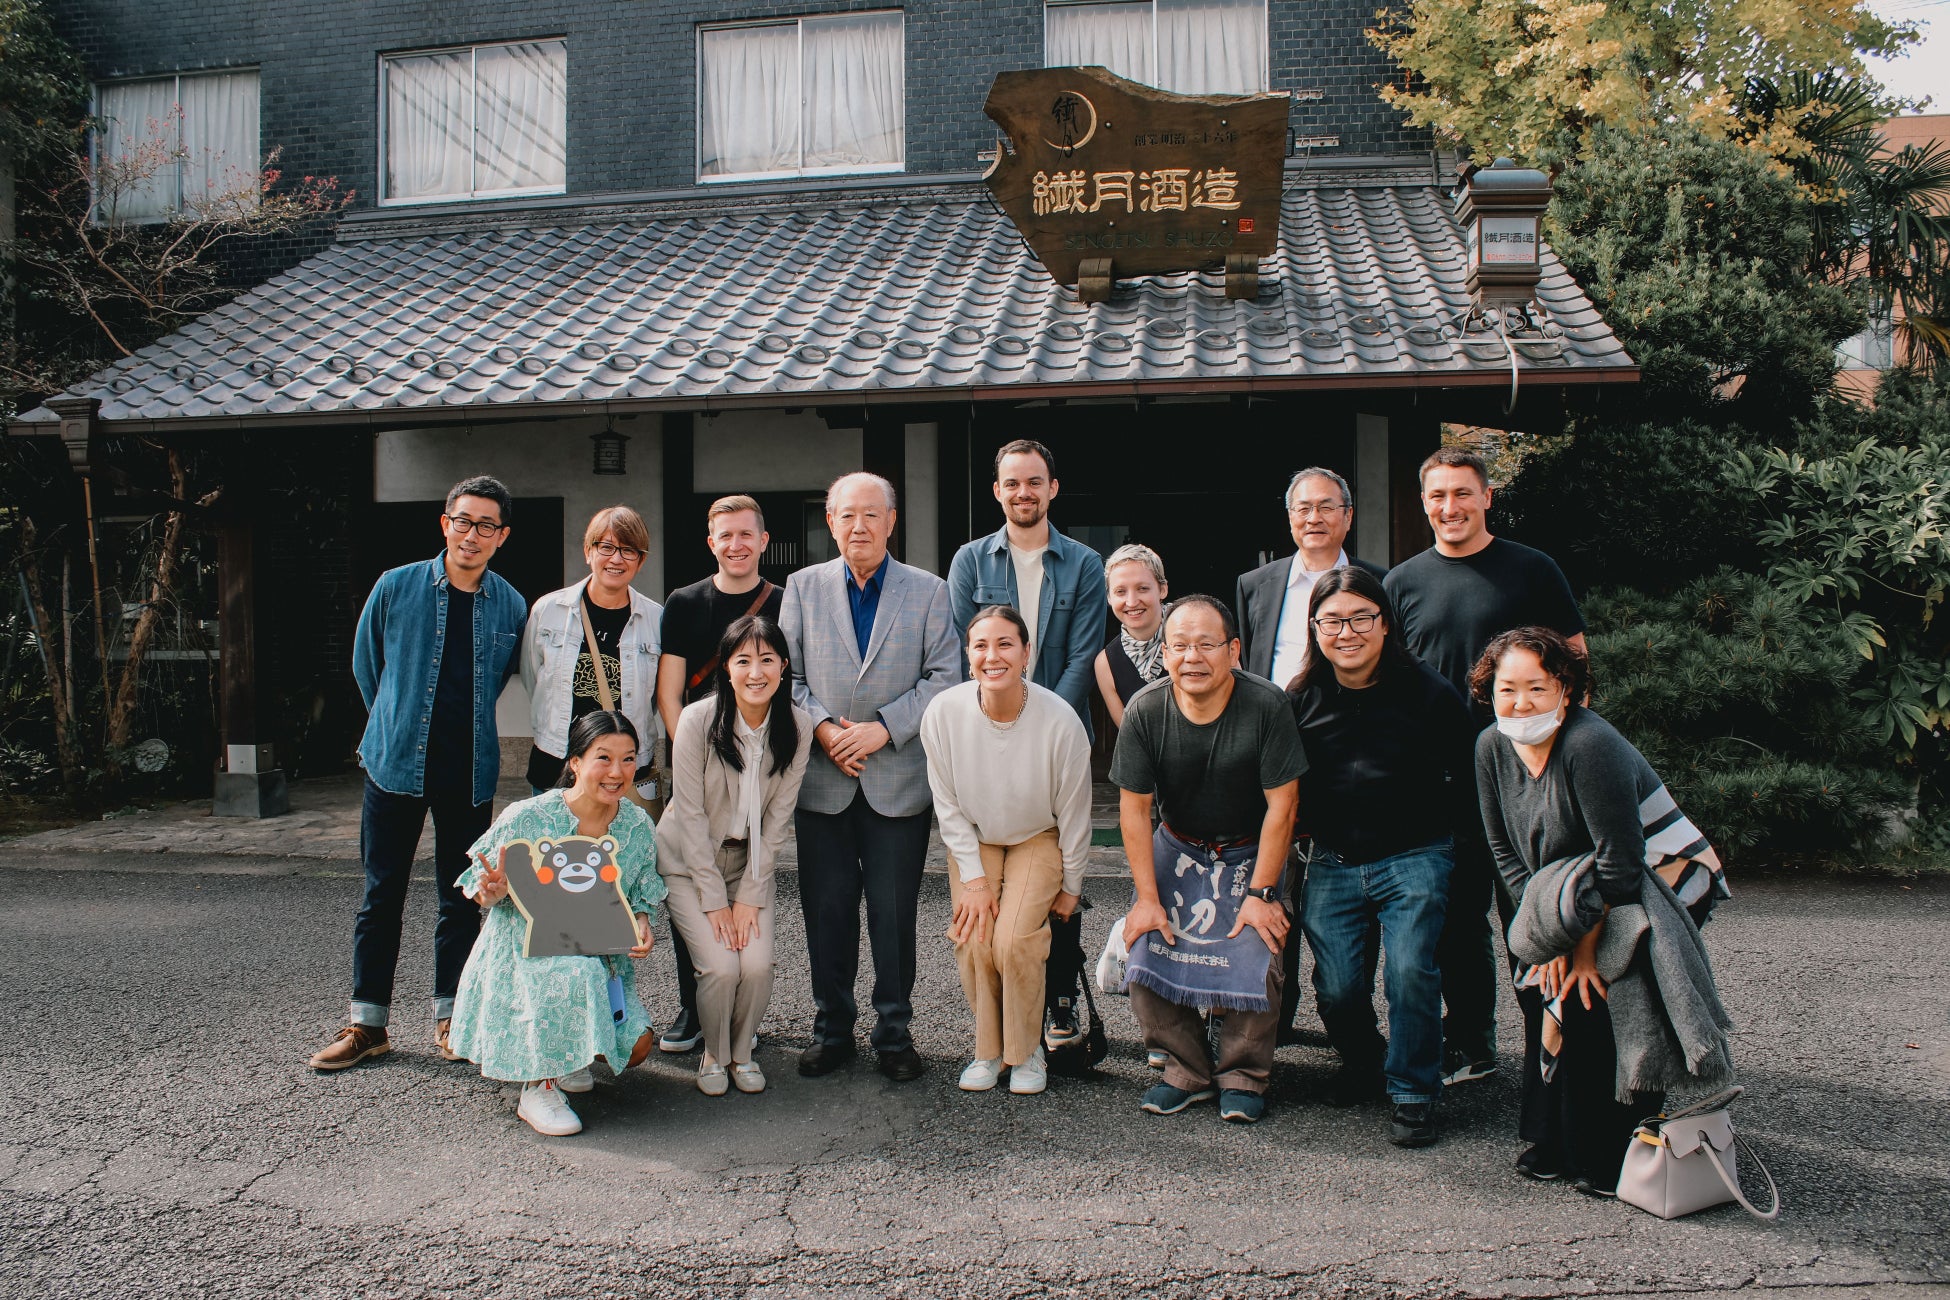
[983,67,1290,290]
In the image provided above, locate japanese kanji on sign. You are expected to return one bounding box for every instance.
[982,66,1290,299]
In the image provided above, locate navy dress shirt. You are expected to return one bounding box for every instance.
[844,555,890,659]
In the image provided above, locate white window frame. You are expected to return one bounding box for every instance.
[1042,0,1270,94]
[695,11,907,185]
[91,69,261,223]
[377,38,569,207]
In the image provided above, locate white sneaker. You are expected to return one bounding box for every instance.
[1009,1047,1048,1095]
[959,1056,1003,1091]
[731,1061,767,1094]
[517,1081,582,1136]
[558,1067,594,1093]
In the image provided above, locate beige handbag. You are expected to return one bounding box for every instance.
[1618,1086,1781,1221]
[577,599,659,816]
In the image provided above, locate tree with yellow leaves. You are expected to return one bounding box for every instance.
[1368,0,1911,166]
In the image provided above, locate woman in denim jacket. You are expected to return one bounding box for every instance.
[520,506,664,794]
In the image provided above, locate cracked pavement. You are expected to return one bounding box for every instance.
[4,843,1947,1298]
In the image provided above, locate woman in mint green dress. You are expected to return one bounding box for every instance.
[450,710,667,1136]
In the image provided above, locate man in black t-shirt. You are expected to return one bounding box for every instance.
[1384,447,1586,1089]
[1111,595,1306,1124]
[651,494,785,1053]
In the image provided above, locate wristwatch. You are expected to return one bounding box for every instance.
[1246,886,1281,904]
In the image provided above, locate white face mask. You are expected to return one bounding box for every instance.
[1496,708,1563,746]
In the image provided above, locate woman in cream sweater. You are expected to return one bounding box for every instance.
[920,605,1093,1096]
[658,615,813,1096]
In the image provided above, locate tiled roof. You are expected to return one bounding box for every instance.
[19,170,1633,430]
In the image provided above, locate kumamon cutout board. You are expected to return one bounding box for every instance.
[502,836,638,958]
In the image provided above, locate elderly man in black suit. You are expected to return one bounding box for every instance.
[1234,466,1388,1045]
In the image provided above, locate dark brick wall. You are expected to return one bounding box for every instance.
[56,0,1430,217]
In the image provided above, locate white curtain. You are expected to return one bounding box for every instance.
[180,71,260,214]
[698,23,799,178]
[1157,0,1267,94]
[100,79,178,220]
[476,41,567,192]
[802,12,904,170]
[386,50,473,199]
[1046,2,1153,84]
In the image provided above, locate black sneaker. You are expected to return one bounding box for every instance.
[1440,1046,1496,1086]
[1044,998,1082,1050]
[1388,1102,1438,1147]
[1326,1066,1384,1108]
[658,1007,703,1054]
[1515,1144,1565,1182]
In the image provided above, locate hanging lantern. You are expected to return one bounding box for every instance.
[591,425,629,475]
[1454,158,1552,308]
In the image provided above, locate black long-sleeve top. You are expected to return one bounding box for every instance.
[1287,659,1478,864]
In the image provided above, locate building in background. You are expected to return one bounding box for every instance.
[1836,112,1949,401]
[11,1,1637,800]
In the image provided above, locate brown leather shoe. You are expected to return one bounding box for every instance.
[435,1018,462,1061]
[309,1024,391,1071]
[626,1029,655,1070]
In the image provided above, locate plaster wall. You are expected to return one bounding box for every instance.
[374,414,665,740]
[691,411,861,494]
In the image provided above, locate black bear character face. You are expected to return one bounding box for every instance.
[535,837,619,895]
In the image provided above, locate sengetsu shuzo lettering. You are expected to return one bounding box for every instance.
[1030,168,1244,216]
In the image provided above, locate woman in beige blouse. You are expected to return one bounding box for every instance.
[658,614,813,1096]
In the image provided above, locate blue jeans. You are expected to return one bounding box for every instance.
[1302,840,1454,1104]
[349,778,492,1026]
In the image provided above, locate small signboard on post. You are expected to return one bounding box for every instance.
[983,67,1290,301]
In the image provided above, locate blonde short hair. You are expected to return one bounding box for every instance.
[1104,543,1166,590]
[708,494,765,530]
[583,505,650,554]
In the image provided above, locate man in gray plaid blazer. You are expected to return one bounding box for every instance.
[782,472,959,1082]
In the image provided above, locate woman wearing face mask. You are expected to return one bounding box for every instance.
[1092,544,1169,730]
[1286,568,1476,1148]
[922,606,1093,1096]
[449,710,664,1137]
[1469,626,1728,1195]
[657,616,813,1097]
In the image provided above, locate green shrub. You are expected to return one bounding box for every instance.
[1586,571,1910,860]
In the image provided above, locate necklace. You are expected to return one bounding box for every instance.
[978,682,1028,726]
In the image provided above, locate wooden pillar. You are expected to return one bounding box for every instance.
[662,412,696,587]
[1388,414,1442,566]
[862,417,906,561]
[212,508,289,817]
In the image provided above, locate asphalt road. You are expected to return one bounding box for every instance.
[3,848,1947,1299]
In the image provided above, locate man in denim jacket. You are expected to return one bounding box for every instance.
[946,439,1106,737]
[310,475,526,1070]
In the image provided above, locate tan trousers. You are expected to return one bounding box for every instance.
[664,842,773,1066]
[945,829,1065,1067]
[1131,959,1284,1095]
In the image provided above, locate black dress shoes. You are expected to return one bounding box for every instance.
[797,1039,857,1077]
[877,1045,926,1081]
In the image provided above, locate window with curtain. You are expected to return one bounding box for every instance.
[1046,0,1268,95]
[382,40,567,203]
[697,11,905,182]
[96,71,260,221]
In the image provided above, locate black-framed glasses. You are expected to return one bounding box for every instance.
[444,513,506,537]
[591,541,643,562]
[1311,613,1379,635]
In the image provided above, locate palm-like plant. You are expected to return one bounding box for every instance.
[1741,72,1950,372]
